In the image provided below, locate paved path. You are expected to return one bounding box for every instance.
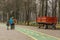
[0,23,60,40]
[0,23,33,40]
[16,25,60,38]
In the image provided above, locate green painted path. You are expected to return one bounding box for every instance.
[16,27,59,40]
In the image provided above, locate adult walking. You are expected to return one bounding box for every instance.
[9,17,14,30]
[13,18,17,29]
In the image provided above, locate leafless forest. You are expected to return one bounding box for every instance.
[0,0,60,25]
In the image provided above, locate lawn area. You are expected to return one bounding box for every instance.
[56,24,60,28]
[18,21,60,29]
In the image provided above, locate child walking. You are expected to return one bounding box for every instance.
[6,20,9,30]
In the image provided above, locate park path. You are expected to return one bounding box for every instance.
[16,25,60,39]
[0,23,60,40]
[0,23,33,40]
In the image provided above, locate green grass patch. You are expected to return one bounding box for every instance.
[29,22,37,26]
[56,24,60,28]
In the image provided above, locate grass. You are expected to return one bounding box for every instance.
[56,24,60,28]
[18,21,60,29]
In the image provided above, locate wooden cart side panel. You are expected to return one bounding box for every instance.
[36,16,57,24]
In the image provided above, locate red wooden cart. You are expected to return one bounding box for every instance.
[36,16,57,29]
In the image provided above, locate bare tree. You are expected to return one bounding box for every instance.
[58,0,60,23]
[52,0,57,17]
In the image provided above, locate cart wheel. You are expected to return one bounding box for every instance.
[38,24,41,28]
[52,24,56,30]
[44,24,48,29]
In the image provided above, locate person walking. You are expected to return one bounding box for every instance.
[9,17,14,30]
[6,19,9,30]
[13,18,17,29]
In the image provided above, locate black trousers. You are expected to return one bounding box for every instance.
[11,23,15,30]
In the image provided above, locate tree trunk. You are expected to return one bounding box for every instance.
[45,0,48,16]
